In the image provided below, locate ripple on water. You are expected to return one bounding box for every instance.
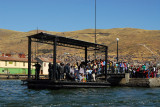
[1,80,160,106]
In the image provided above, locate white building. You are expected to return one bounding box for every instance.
[36,57,61,75]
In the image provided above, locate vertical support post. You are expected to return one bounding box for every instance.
[105,46,108,81]
[53,37,57,81]
[85,47,87,65]
[28,37,31,79]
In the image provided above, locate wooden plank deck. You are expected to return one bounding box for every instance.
[21,73,126,89]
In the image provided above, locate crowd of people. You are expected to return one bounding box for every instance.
[107,61,160,78]
[48,59,106,82]
[128,64,160,78]
[34,59,160,81]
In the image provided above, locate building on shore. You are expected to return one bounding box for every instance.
[0,56,61,75]
[36,57,61,75]
[0,57,36,75]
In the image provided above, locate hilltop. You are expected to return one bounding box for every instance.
[0,28,160,62]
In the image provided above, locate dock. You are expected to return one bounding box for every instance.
[21,73,160,89]
[22,79,110,89]
[22,73,125,89]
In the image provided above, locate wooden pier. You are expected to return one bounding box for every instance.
[22,79,111,89]
[22,73,125,89]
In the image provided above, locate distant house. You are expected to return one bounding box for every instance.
[36,57,61,75]
[0,57,36,74]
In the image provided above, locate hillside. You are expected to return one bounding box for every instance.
[0,28,160,62]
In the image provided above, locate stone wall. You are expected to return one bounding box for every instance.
[118,73,160,87]
[149,78,160,87]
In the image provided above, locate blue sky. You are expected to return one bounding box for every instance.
[0,0,160,32]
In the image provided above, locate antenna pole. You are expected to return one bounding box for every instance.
[37,27,38,34]
[95,0,96,44]
[35,27,38,58]
[94,0,97,60]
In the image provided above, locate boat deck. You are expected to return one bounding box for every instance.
[22,79,111,89]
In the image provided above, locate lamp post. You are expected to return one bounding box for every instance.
[116,38,119,62]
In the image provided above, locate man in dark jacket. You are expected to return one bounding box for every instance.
[48,63,53,80]
[64,63,70,80]
[59,63,65,80]
[34,62,41,80]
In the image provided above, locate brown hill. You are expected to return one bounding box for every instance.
[0,28,159,62]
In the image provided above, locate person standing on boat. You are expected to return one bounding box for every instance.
[64,63,70,81]
[56,63,61,80]
[86,62,92,81]
[59,63,65,80]
[79,64,85,76]
[92,69,96,82]
[119,61,123,73]
[34,62,41,80]
[142,64,146,71]
[48,63,52,80]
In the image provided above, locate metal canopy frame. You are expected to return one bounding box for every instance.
[29,32,106,50]
[28,32,108,81]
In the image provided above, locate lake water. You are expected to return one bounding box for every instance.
[0,80,160,107]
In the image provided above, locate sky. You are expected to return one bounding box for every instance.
[0,0,160,32]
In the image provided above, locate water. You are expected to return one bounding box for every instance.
[0,80,160,107]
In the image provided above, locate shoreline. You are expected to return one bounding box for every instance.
[0,74,48,80]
